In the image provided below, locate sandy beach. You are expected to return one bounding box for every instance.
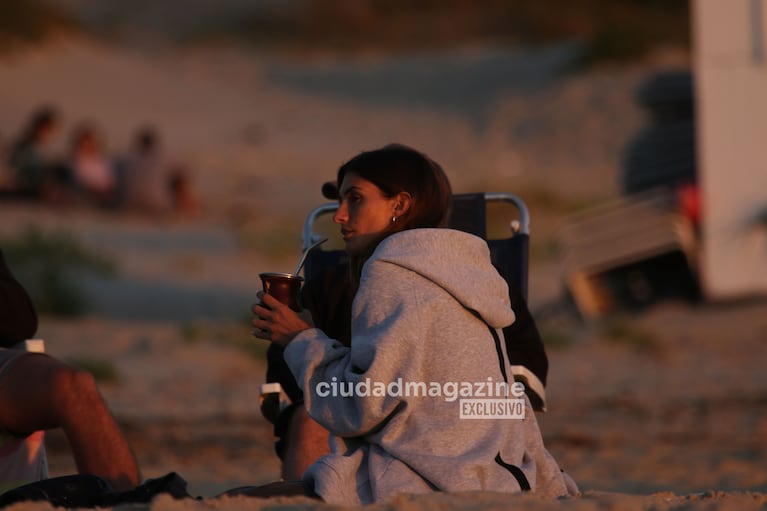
[1,36,766,510]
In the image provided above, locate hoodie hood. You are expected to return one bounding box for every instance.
[369,228,515,329]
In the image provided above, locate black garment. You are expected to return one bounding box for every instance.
[0,472,194,508]
[0,249,38,348]
[504,282,548,411]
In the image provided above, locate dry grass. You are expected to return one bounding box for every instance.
[1,226,117,316]
[599,315,663,355]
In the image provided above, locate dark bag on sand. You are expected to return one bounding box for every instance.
[0,472,194,508]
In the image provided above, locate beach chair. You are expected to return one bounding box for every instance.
[298,192,548,410]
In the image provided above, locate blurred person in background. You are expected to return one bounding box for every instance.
[6,105,70,201]
[120,126,172,215]
[66,123,120,209]
[167,164,200,218]
[67,122,130,209]
[119,126,200,218]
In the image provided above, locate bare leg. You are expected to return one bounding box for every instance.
[0,353,140,491]
[281,407,330,481]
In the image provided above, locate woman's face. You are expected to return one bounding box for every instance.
[334,173,398,255]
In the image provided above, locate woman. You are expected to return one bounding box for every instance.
[7,106,63,199]
[251,144,576,504]
[67,124,119,208]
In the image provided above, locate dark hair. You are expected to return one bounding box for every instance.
[337,144,453,284]
[135,126,158,153]
[28,106,57,132]
[13,105,59,151]
[337,143,452,234]
[68,123,104,157]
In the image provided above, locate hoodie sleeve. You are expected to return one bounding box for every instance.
[0,249,38,346]
[284,260,425,438]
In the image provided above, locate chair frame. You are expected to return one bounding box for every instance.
[301,192,531,299]
[303,192,530,249]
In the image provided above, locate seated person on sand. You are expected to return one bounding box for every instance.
[167,164,200,218]
[6,106,70,201]
[67,123,120,209]
[0,248,140,493]
[234,144,577,504]
[120,127,199,217]
[266,180,551,481]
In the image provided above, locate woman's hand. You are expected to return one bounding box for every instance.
[252,291,313,347]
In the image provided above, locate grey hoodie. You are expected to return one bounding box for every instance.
[285,228,576,505]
